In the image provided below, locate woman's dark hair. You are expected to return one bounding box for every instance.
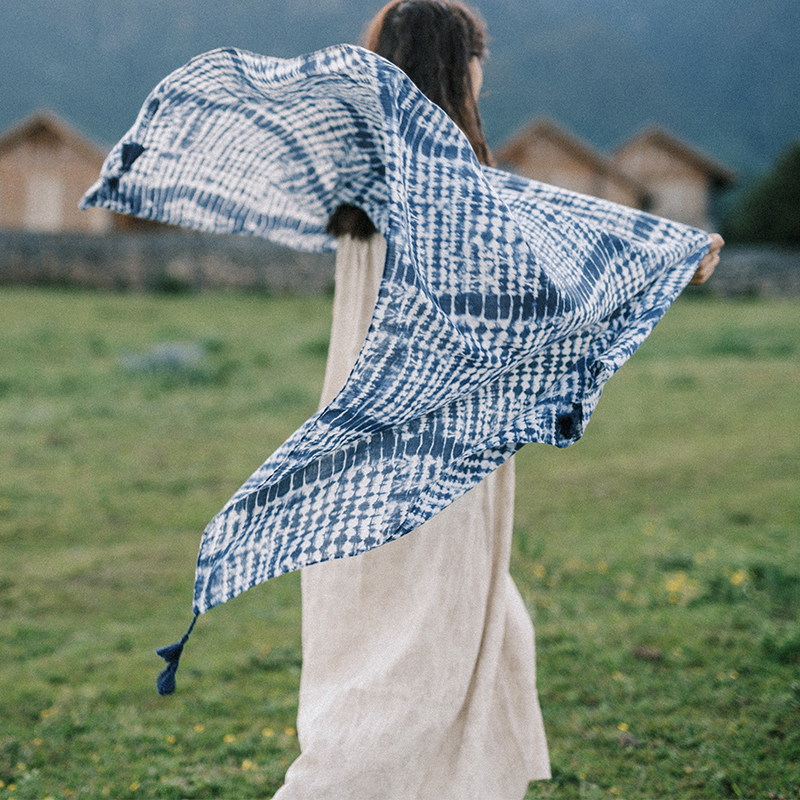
[328,0,491,239]
[364,0,491,166]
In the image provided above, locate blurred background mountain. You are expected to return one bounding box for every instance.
[2,0,798,178]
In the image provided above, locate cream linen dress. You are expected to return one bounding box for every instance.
[273,234,550,800]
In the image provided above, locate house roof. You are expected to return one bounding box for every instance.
[612,125,736,187]
[0,109,107,165]
[496,117,647,199]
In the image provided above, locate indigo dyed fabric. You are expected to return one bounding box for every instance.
[82,45,711,615]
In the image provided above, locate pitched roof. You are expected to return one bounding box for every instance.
[612,125,736,187]
[498,117,601,169]
[0,109,107,164]
[496,117,646,198]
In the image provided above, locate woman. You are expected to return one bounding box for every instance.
[275,4,724,797]
[274,3,551,798]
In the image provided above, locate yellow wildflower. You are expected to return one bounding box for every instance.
[664,571,700,604]
[665,572,687,593]
[730,570,748,586]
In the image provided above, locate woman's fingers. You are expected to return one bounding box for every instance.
[690,233,724,284]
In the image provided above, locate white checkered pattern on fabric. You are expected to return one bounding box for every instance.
[82,45,711,615]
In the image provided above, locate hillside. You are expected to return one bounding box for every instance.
[1,0,798,173]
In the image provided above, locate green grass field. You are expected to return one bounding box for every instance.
[1,287,798,799]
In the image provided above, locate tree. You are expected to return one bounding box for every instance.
[724,140,800,246]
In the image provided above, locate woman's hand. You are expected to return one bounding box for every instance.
[690,233,724,285]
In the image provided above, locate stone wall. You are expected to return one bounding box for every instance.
[1,230,798,297]
[0,230,335,294]
[698,246,800,298]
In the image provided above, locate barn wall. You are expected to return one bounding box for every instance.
[0,128,110,234]
[613,142,710,229]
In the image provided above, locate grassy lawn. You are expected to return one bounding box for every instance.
[0,287,798,799]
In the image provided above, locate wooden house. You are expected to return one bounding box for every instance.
[611,126,736,230]
[0,110,112,233]
[496,117,649,210]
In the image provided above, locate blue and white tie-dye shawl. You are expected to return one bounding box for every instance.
[82,45,711,617]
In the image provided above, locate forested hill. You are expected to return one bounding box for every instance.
[2,0,798,174]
